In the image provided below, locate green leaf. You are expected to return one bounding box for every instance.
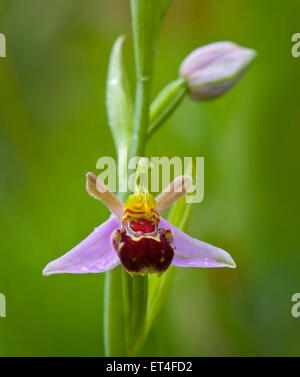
[106,35,133,151]
[104,36,134,356]
[146,266,176,335]
[146,196,192,327]
[148,77,188,136]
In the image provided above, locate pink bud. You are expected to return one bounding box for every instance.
[180,41,257,101]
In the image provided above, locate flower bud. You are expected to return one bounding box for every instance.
[179,41,257,101]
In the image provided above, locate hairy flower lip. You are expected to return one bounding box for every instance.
[113,224,175,275]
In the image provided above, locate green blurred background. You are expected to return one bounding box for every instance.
[0,0,299,356]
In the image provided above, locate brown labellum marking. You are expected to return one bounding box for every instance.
[111,218,174,275]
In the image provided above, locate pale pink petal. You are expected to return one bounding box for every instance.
[160,218,236,268]
[43,216,121,276]
[179,41,256,101]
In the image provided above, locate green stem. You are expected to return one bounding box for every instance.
[122,268,132,352]
[129,275,148,355]
[105,0,173,357]
[124,75,150,357]
[118,78,150,355]
[130,78,151,158]
[119,0,157,356]
[104,266,127,356]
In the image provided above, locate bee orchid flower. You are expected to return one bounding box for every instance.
[43,173,236,276]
